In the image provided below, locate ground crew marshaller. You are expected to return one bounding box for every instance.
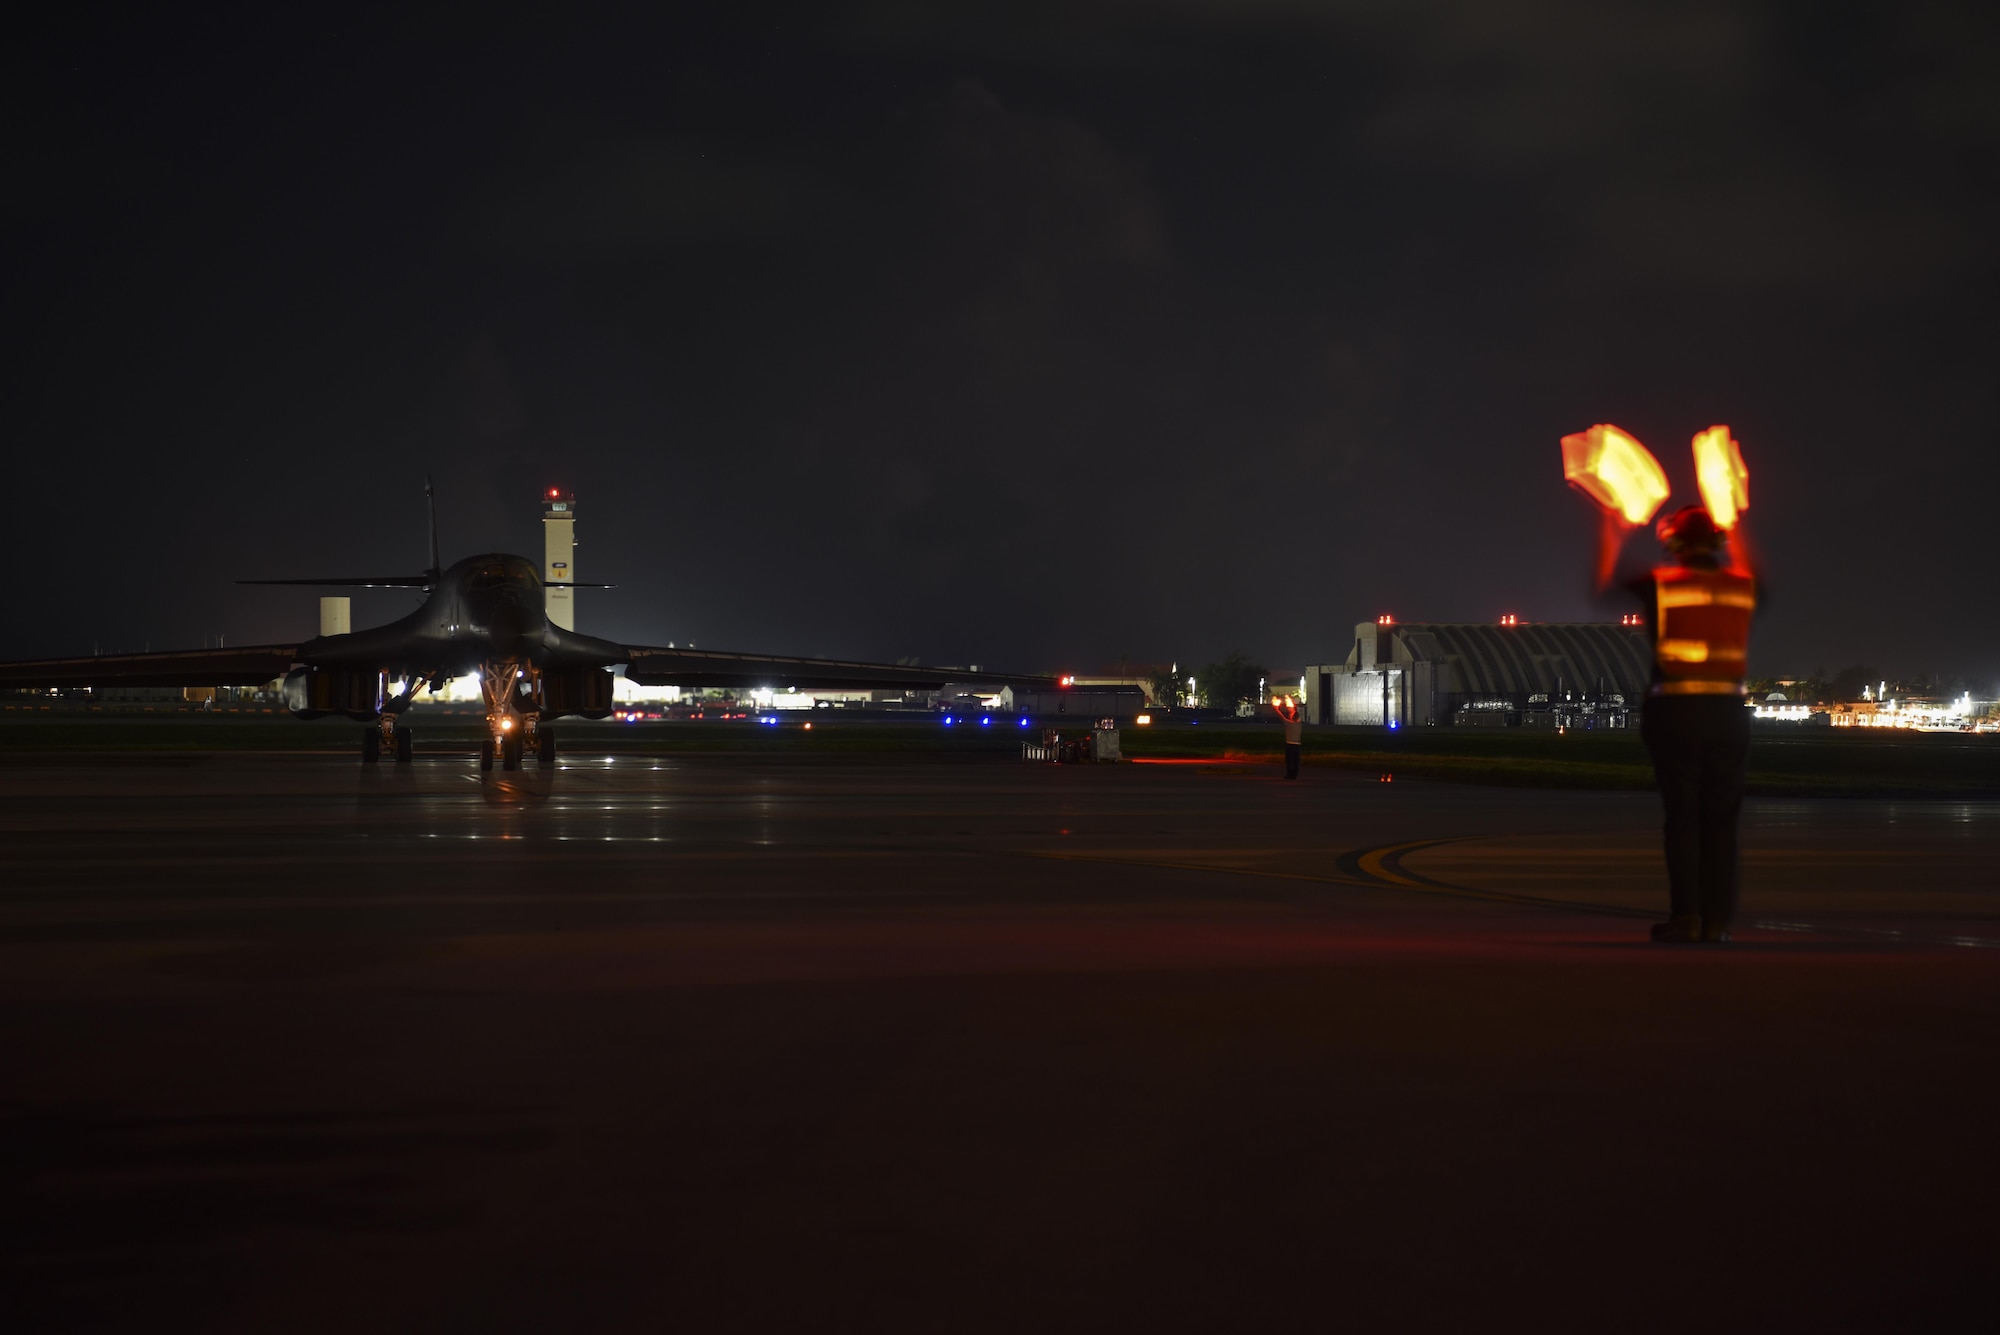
[1599,505,1759,943]
[1274,694,1303,780]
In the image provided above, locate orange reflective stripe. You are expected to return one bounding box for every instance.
[1657,586,1714,610]
[1662,642,1747,663]
[1657,586,1757,610]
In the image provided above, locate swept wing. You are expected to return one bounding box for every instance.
[239,575,435,588]
[0,646,301,690]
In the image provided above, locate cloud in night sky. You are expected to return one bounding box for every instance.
[4,3,1996,683]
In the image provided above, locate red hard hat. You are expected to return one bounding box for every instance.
[1656,504,1723,552]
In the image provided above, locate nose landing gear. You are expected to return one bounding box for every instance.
[480,657,552,775]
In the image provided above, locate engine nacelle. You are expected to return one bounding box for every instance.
[543,666,613,719]
[284,667,385,721]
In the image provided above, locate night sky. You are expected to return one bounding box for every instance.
[9,5,1997,683]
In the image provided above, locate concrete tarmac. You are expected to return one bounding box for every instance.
[3,751,1997,1331]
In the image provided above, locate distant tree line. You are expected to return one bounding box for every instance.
[1142,651,1269,710]
[1748,666,1981,703]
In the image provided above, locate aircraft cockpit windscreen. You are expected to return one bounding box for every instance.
[468,558,541,590]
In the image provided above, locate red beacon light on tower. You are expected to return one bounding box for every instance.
[1060,675,1075,688]
[1620,613,1645,627]
[1376,614,1394,626]
[1499,614,1521,626]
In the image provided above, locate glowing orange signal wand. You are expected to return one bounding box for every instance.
[1692,425,1749,529]
[1560,424,1671,527]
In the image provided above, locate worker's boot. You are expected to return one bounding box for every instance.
[1648,914,1702,944]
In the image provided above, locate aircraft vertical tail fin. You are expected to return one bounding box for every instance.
[425,474,442,587]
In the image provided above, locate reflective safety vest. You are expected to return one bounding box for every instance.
[1651,565,1756,695]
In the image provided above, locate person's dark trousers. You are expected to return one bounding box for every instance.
[1639,695,1751,927]
[1284,742,1301,780]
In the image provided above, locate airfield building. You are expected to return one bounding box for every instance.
[319,597,351,637]
[543,488,577,630]
[1304,619,1653,730]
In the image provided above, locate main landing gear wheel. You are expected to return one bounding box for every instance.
[479,738,495,772]
[502,732,523,771]
[361,728,380,764]
[395,728,413,764]
[538,731,555,765]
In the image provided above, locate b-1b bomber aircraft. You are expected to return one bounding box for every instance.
[0,482,1057,771]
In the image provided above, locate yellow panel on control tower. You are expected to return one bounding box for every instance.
[543,487,576,630]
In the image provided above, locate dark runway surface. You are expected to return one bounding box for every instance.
[4,750,1997,1331]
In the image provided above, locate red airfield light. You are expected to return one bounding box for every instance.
[1376,614,1394,626]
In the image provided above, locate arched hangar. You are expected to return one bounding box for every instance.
[1304,620,1652,728]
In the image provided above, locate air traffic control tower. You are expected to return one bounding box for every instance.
[543,488,576,630]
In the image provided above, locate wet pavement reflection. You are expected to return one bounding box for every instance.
[3,752,1996,1332]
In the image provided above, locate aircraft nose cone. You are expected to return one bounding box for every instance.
[488,602,527,653]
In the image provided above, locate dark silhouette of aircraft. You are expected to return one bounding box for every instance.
[0,480,1057,771]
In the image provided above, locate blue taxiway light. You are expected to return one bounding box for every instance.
[980,716,990,726]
